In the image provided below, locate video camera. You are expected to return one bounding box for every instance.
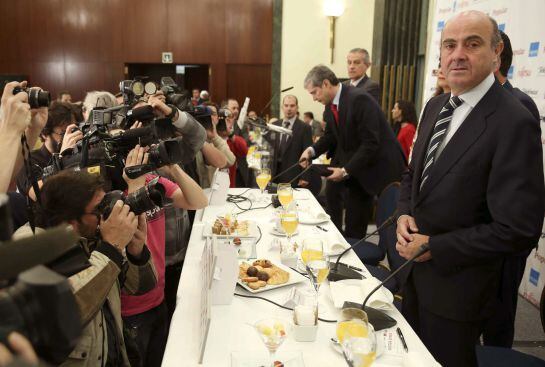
[0,194,84,365]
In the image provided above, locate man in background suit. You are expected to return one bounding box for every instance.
[396,11,544,366]
[495,31,541,122]
[300,65,405,238]
[326,48,383,237]
[482,29,542,348]
[343,48,381,102]
[270,95,320,195]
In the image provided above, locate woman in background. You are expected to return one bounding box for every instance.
[391,100,417,160]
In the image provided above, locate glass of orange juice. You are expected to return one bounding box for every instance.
[336,308,377,367]
[277,183,294,209]
[255,168,271,202]
[280,209,298,246]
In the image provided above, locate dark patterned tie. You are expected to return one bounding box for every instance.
[420,96,463,190]
[279,120,290,155]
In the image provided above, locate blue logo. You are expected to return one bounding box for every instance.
[529,42,539,57]
[530,268,540,286]
[507,65,514,79]
[437,21,445,32]
[499,23,506,32]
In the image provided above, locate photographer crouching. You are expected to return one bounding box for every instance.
[13,170,158,367]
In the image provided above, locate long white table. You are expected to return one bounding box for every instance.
[162,188,439,367]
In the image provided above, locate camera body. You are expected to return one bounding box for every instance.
[12,86,51,109]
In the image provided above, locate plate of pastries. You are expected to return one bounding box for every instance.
[203,215,258,238]
[237,259,307,293]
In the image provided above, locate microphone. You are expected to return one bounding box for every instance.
[246,119,293,136]
[259,86,294,116]
[342,244,430,331]
[328,213,397,281]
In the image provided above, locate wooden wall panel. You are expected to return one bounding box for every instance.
[0,0,272,104]
[226,64,272,116]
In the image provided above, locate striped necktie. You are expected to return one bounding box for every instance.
[420,96,463,190]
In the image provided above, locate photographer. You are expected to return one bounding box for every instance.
[216,113,248,188]
[15,102,80,198]
[81,91,117,122]
[193,105,235,188]
[120,144,207,367]
[0,81,47,194]
[13,170,158,367]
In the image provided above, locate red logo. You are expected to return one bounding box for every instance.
[513,49,525,56]
[517,67,532,78]
[438,7,451,14]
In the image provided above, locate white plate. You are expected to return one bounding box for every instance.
[270,227,299,237]
[329,278,394,310]
[298,211,330,225]
[202,220,259,238]
[237,261,308,293]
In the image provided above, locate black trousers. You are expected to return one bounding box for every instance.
[164,263,184,320]
[482,251,530,347]
[325,179,373,238]
[123,301,169,367]
[403,273,483,367]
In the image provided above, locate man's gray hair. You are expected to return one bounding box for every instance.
[349,48,371,65]
[83,91,117,113]
[304,65,339,88]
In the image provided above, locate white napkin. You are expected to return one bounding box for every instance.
[329,278,394,309]
[326,232,348,255]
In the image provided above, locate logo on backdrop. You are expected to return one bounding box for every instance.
[530,268,540,286]
[492,8,508,17]
[529,42,540,57]
[538,66,545,76]
[437,21,445,32]
[507,65,514,79]
[513,48,525,56]
[517,67,532,78]
[438,7,451,14]
[498,23,506,32]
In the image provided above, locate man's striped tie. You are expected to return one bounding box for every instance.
[420,96,463,190]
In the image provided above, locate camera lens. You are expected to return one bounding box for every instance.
[28,88,51,109]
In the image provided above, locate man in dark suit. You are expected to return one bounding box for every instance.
[495,31,541,122]
[300,65,405,238]
[327,48,383,237]
[396,11,544,367]
[343,48,381,102]
[269,95,320,195]
[482,30,542,349]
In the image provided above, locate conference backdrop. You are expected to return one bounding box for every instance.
[424,0,545,308]
[423,0,545,118]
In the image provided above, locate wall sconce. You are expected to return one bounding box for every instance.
[323,0,345,64]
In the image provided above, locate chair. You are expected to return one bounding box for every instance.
[476,346,545,367]
[348,182,400,267]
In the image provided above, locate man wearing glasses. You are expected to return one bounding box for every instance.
[16,101,82,198]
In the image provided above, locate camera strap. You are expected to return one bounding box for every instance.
[21,133,43,233]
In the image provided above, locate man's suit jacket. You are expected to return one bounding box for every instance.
[503,80,541,122]
[397,81,544,322]
[343,75,381,103]
[272,119,320,192]
[313,85,406,196]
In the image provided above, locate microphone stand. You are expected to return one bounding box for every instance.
[328,214,397,281]
[342,244,430,331]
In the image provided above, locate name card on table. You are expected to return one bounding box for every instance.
[211,236,239,305]
[209,169,230,206]
[198,238,214,363]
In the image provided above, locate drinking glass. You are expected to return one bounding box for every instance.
[336,308,377,367]
[280,209,298,245]
[256,168,271,202]
[277,183,294,209]
[254,318,289,367]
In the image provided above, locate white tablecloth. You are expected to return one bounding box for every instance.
[162,188,439,367]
